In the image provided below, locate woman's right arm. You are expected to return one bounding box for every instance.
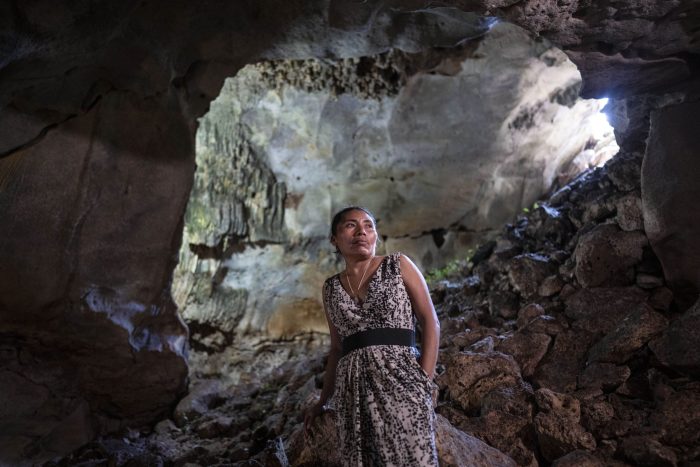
[304,282,342,435]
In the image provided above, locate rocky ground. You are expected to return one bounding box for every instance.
[48,135,700,466]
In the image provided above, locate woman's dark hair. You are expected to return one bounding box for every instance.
[330,206,377,238]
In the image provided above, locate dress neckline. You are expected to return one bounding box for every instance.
[336,255,390,306]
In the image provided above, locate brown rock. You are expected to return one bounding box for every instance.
[535,388,581,421]
[580,399,615,435]
[573,224,647,288]
[533,330,595,393]
[534,411,597,462]
[508,253,556,298]
[516,303,545,328]
[587,304,668,364]
[649,299,700,377]
[538,275,565,297]
[619,436,677,467]
[578,363,631,392]
[648,287,674,312]
[444,351,524,413]
[564,286,648,336]
[652,388,700,446]
[435,414,518,467]
[552,450,605,467]
[497,331,551,377]
[488,289,520,319]
[444,407,537,467]
[285,409,340,466]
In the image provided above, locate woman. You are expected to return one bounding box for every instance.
[304,206,440,466]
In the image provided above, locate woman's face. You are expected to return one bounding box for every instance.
[332,209,378,258]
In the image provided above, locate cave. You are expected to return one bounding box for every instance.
[1,1,699,466]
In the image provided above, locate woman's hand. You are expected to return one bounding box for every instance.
[303,401,326,437]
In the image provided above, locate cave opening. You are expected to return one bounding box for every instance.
[172,20,619,386]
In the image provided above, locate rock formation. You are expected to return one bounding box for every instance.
[176,21,617,386]
[0,0,698,465]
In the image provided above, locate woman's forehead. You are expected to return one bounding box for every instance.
[342,210,374,223]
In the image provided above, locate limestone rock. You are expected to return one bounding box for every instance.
[174,380,225,427]
[573,224,648,288]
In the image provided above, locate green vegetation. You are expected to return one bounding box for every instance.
[425,257,468,285]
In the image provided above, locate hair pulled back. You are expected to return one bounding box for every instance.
[329,206,377,239]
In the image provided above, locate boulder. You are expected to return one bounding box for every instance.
[497,331,551,377]
[435,414,518,467]
[651,388,700,447]
[552,450,605,467]
[650,298,700,377]
[587,304,668,364]
[508,254,556,299]
[564,287,648,336]
[573,224,648,288]
[443,351,525,414]
[578,363,631,392]
[619,436,677,467]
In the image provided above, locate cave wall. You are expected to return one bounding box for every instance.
[176,21,618,384]
[0,0,698,464]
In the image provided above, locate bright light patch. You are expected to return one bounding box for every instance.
[588,97,619,168]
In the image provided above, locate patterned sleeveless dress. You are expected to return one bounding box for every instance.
[322,252,438,466]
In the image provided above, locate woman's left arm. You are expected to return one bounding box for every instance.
[400,254,440,378]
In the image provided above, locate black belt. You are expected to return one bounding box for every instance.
[341,328,415,357]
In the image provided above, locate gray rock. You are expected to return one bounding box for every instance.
[643,101,700,310]
[174,380,224,427]
[615,193,644,231]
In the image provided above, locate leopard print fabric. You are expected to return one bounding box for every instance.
[323,252,438,466]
